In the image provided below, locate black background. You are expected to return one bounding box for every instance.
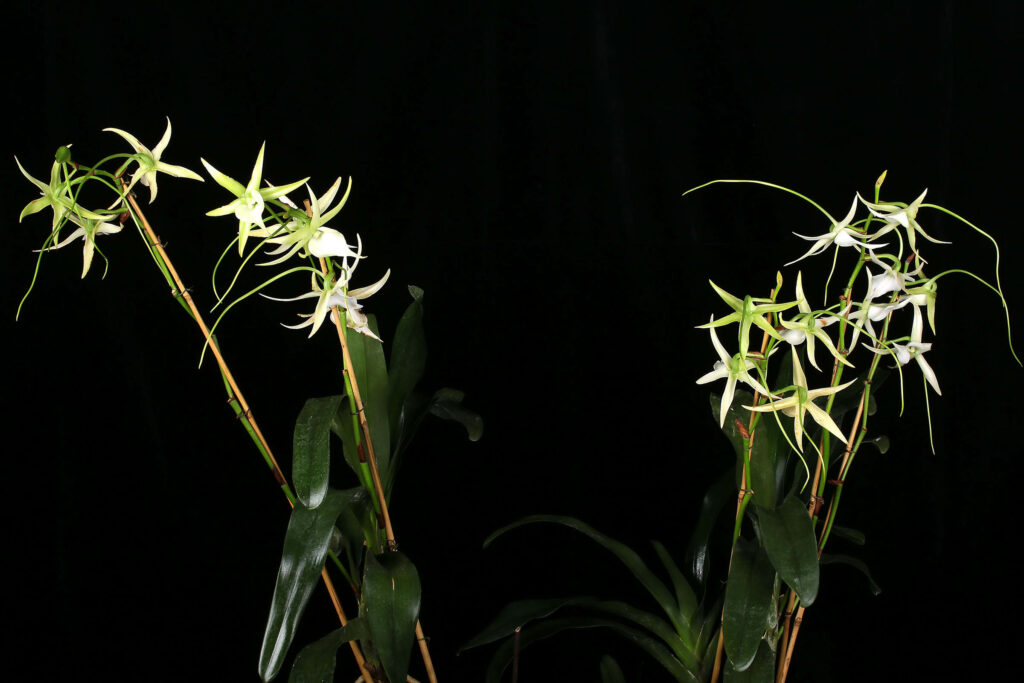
[2,2,1020,681]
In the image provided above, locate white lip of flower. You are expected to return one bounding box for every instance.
[201,143,308,255]
[865,306,941,395]
[778,272,853,371]
[786,196,887,266]
[265,268,391,340]
[251,178,359,266]
[744,347,857,452]
[35,213,123,278]
[695,319,776,427]
[15,157,110,228]
[857,189,950,252]
[864,254,925,301]
[103,117,204,204]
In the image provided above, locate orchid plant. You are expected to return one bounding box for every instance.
[466,173,1017,683]
[13,120,481,683]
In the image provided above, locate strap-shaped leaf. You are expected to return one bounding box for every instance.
[484,616,698,683]
[346,315,391,483]
[600,655,627,683]
[364,550,422,683]
[748,410,789,511]
[683,468,734,589]
[293,396,342,509]
[724,640,775,683]
[723,537,774,671]
[651,540,700,641]
[429,388,483,441]
[288,619,368,683]
[387,285,426,438]
[258,488,362,682]
[821,553,882,595]
[756,494,819,605]
[485,515,684,635]
[463,596,699,671]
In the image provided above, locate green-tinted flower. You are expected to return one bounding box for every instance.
[103,117,204,203]
[201,143,308,255]
[745,348,856,452]
[696,320,775,427]
[866,306,941,395]
[698,280,797,357]
[269,268,391,340]
[779,272,852,371]
[36,213,123,278]
[15,157,108,228]
[858,189,949,253]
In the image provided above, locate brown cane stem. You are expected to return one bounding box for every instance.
[125,190,372,682]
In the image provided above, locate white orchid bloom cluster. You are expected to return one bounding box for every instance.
[15,118,203,280]
[693,174,983,456]
[201,144,388,342]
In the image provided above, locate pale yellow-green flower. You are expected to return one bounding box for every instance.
[779,272,853,372]
[696,320,775,428]
[745,348,856,452]
[201,143,308,255]
[36,213,123,278]
[103,117,204,203]
[15,157,109,228]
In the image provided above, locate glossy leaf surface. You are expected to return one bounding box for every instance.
[346,315,391,481]
[723,537,774,671]
[292,395,342,509]
[288,619,368,683]
[387,285,426,436]
[258,489,355,682]
[756,494,819,605]
[724,640,775,683]
[364,550,422,683]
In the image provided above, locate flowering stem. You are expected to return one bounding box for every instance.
[124,190,372,682]
[314,251,439,683]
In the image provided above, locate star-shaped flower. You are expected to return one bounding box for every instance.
[865,306,941,395]
[36,213,123,278]
[778,272,853,371]
[698,281,797,358]
[267,268,391,340]
[858,189,949,253]
[251,177,359,266]
[786,196,887,266]
[202,143,308,255]
[103,117,204,203]
[15,156,109,228]
[696,320,775,427]
[745,348,856,452]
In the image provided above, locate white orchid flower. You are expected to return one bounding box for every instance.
[745,348,856,452]
[858,189,949,253]
[103,117,204,204]
[786,196,887,266]
[251,177,359,265]
[36,213,123,278]
[843,295,913,349]
[901,278,938,335]
[15,156,109,228]
[865,306,941,395]
[779,272,853,371]
[266,268,391,340]
[201,143,308,255]
[696,320,776,427]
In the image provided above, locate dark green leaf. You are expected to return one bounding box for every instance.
[723,537,774,671]
[387,286,427,439]
[683,468,734,589]
[724,640,775,683]
[288,619,369,683]
[748,411,788,511]
[346,315,391,485]
[821,553,882,595]
[485,515,684,636]
[364,550,422,683]
[460,598,575,652]
[756,494,819,605]
[829,525,865,546]
[651,540,699,628]
[484,617,698,683]
[329,396,363,482]
[293,396,343,509]
[710,389,753,464]
[429,387,483,441]
[600,655,627,683]
[259,489,357,682]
